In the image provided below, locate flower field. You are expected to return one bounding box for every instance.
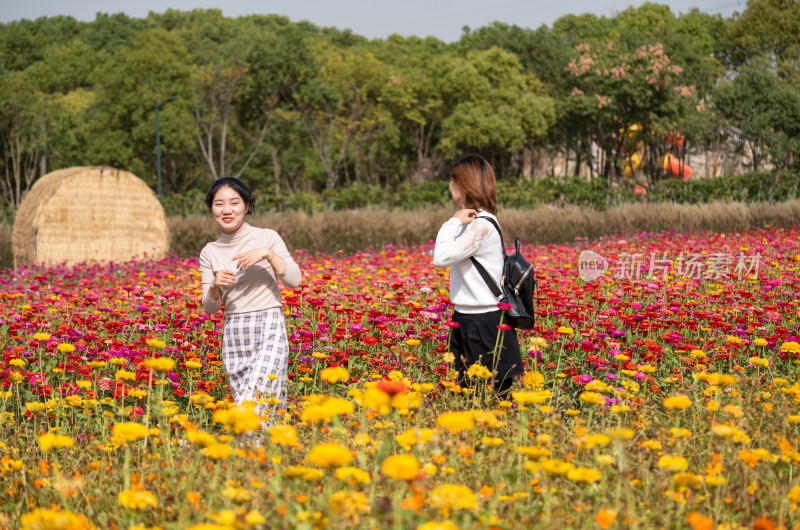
[1,226,800,530]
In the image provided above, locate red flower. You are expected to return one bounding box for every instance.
[497,302,513,311]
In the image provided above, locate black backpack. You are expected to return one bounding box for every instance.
[469,216,537,330]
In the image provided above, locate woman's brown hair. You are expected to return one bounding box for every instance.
[449,154,497,214]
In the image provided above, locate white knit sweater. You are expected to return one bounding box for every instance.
[433,212,504,314]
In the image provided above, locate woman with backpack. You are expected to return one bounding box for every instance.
[433,154,524,398]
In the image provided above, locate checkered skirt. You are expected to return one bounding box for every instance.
[222,308,289,415]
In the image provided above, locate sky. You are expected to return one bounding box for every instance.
[2,0,744,42]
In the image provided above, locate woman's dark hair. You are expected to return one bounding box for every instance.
[205,177,256,214]
[449,154,497,215]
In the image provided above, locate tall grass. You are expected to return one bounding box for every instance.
[1,200,799,268]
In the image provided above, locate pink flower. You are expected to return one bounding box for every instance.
[445,321,460,328]
[497,302,513,311]
[497,324,512,331]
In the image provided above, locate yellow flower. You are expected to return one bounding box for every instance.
[512,390,552,405]
[118,488,157,509]
[538,459,575,475]
[9,359,24,367]
[428,484,478,516]
[38,433,75,452]
[268,424,298,446]
[417,522,460,530]
[145,337,167,349]
[658,455,688,472]
[780,341,800,354]
[335,466,372,486]
[466,363,493,379]
[25,402,47,413]
[381,454,420,481]
[301,397,355,423]
[521,371,545,389]
[443,351,455,363]
[212,403,261,434]
[663,395,692,410]
[185,429,216,447]
[605,428,634,440]
[33,333,51,341]
[320,367,350,383]
[202,443,232,460]
[788,485,800,503]
[749,356,769,367]
[221,486,252,503]
[57,343,76,353]
[516,446,551,459]
[406,339,421,346]
[579,391,606,405]
[114,370,135,381]
[557,326,574,335]
[566,467,602,483]
[436,411,475,434]
[185,360,202,369]
[481,437,504,447]
[669,428,692,439]
[112,422,147,443]
[19,508,86,530]
[143,357,176,372]
[328,490,370,522]
[396,428,436,450]
[283,465,325,481]
[307,443,352,468]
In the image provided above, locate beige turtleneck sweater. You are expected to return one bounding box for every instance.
[199,223,302,314]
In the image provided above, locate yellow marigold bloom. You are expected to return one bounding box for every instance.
[566,466,602,483]
[515,446,551,460]
[436,411,475,434]
[595,454,615,467]
[573,434,611,450]
[658,455,689,472]
[788,485,800,503]
[580,391,606,405]
[605,428,634,440]
[529,337,548,350]
[283,465,324,481]
[787,415,800,424]
[335,466,371,486]
[307,443,352,468]
[222,486,252,503]
[512,390,552,405]
[38,433,75,452]
[749,357,769,367]
[268,424,298,446]
[76,380,92,389]
[406,339,421,346]
[443,351,455,363]
[118,488,157,509]
[481,437,504,447]
[466,363,493,379]
[25,402,47,413]
[114,370,135,381]
[396,428,436,450]
[112,422,147,443]
[186,429,216,447]
[522,371,545,389]
[706,399,720,411]
[212,403,261,434]
[145,338,167,350]
[302,396,355,423]
[57,343,75,353]
[245,510,266,526]
[382,454,420,481]
[663,395,692,410]
[753,338,768,347]
[538,459,575,475]
[428,484,478,516]
[19,508,86,530]
[673,473,703,488]
[780,341,800,354]
[690,349,706,358]
[723,404,744,418]
[359,387,392,415]
[143,357,176,373]
[669,428,692,439]
[202,443,232,460]
[33,333,51,341]
[585,380,613,393]
[320,367,350,383]
[705,476,727,487]
[557,326,574,335]
[417,521,460,530]
[329,489,370,521]
[185,360,202,369]
[9,358,24,367]
[641,440,662,451]
[1,457,23,473]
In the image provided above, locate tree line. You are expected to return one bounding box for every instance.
[1,0,799,210]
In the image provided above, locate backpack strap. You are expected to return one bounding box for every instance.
[468,215,505,298]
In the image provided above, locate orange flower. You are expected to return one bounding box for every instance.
[752,516,776,530]
[687,511,712,530]
[596,508,616,529]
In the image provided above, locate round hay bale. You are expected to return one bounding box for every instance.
[12,166,169,267]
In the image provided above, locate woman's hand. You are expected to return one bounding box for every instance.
[209,269,237,302]
[232,248,273,272]
[453,208,478,225]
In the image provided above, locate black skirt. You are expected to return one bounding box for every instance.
[449,310,524,386]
